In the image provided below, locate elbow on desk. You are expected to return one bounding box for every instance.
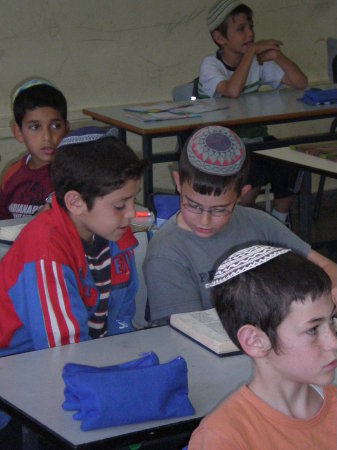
[295,77,309,90]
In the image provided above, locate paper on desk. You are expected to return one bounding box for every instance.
[124,102,191,113]
[124,99,229,121]
[125,111,201,122]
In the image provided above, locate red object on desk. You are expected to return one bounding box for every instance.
[135,211,151,218]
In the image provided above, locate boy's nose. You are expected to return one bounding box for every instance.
[125,201,136,220]
[326,323,337,351]
[199,210,212,225]
[42,127,52,141]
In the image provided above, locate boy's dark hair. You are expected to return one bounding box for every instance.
[13,84,67,127]
[52,136,146,210]
[216,4,253,39]
[178,133,249,197]
[214,252,331,352]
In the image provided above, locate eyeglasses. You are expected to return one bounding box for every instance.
[182,197,236,217]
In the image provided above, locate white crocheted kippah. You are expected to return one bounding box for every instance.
[207,0,242,32]
[12,78,55,104]
[57,126,118,149]
[206,245,291,288]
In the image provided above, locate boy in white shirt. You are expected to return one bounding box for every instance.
[198,0,308,225]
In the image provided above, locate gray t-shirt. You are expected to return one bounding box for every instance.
[143,206,310,321]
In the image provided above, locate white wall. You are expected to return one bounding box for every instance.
[0,0,336,192]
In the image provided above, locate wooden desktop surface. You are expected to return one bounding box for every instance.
[83,86,337,136]
[254,146,337,242]
[0,326,251,448]
[254,146,337,177]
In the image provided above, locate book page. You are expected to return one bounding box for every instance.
[0,218,31,242]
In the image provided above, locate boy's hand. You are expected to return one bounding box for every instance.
[253,39,283,56]
[257,48,283,65]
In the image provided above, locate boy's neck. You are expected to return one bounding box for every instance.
[219,47,242,70]
[26,154,49,170]
[248,366,324,419]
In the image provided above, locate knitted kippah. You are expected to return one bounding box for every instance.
[12,78,55,104]
[58,126,118,149]
[187,126,245,176]
[207,0,242,32]
[206,245,290,288]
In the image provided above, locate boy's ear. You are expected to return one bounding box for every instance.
[238,184,252,200]
[237,325,271,358]
[172,170,182,194]
[64,191,87,216]
[65,120,70,133]
[212,30,226,47]
[11,122,24,143]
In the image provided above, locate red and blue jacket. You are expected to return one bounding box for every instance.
[0,196,139,357]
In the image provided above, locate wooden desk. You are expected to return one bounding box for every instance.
[83,86,337,203]
[0,326,251,449]
[254,147,337,242]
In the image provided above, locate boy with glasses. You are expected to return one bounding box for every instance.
[143,126,337,323]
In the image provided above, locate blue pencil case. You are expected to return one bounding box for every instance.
[62,352,159,411]
[299,88,337,105]
[62,354,195,431]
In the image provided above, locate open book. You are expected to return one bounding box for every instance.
[170,308,240,356]
[0,218,31,243]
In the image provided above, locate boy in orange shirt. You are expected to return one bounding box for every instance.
[188,245,337,449]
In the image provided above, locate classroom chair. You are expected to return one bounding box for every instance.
[171,78,199,152]
[312,37,337,220]
[133,230,152,329]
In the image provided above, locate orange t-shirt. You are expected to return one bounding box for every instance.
[188,384,337,450]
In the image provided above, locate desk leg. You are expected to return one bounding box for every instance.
[118,128,127,143]
[143,136,153,204]
[299,171,312,243]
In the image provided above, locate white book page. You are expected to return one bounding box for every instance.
[170,308,239,354]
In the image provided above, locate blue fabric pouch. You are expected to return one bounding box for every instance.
[62,355,194,431]
[62,352,159,411]
[300,88,337,105]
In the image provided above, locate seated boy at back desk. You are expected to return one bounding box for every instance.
[188,245,337,449]
[198,0,308,226]
[0,78,69,219]
[143,126,337,323]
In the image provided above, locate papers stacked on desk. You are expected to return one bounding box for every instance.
[124,99,229,122]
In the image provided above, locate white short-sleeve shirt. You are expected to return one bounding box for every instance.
[198,50,285,98]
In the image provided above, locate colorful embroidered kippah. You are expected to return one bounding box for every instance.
[12,78,55,104]
[207,0,242,32]
[58,126,118,148]
[206,245,290,288]
[187,126,246,176]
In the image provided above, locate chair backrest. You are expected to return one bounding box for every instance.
[172,77,200,102]
[327,38,337,83]
[133,231,152,329]
[172,81,194,102]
